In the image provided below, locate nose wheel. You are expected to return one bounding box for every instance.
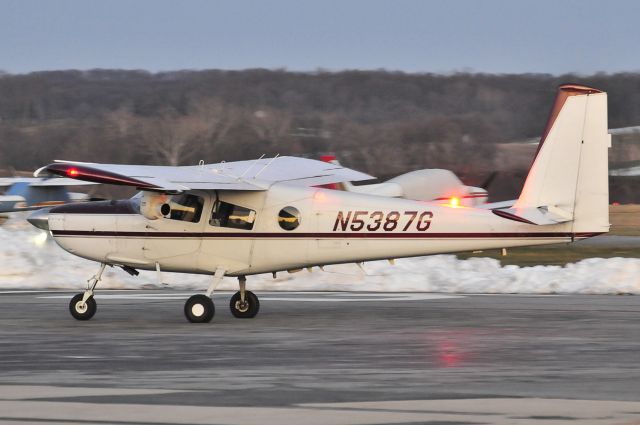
[69,293,97,320]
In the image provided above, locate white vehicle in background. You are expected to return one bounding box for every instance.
[28,84,610,324]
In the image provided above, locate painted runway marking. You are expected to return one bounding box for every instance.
[259,294,461,302]
[37,292,463,302]
[0,290,59,294]
[0,389,638,425]
[0,385,182,401]
[60,355,104,360]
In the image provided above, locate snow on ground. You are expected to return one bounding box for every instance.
[610,165,640,176]
[1,214,639,294]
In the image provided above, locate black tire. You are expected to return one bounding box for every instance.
[229,290,260,318]
[69,293,97,321]
[184,294,214,323]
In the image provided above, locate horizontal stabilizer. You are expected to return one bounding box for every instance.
[493,206,573,225]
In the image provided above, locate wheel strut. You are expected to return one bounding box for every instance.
[239,275,246,304]
[185,267,225,323]
[82,263,106,304]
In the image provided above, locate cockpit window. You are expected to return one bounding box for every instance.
[210,201,256,230]
[167,194,204,223]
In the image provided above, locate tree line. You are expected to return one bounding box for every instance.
[1,69,640,200]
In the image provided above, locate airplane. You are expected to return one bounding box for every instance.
[27,84,610,323]
[0,177,96,214]
[318,155,489,206]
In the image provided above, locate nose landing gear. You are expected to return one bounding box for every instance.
[69,263,106,321]
[69,293,97,320]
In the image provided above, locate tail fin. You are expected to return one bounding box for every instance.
[497,84,610,232]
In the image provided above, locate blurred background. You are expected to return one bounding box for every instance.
[1,0,640,204]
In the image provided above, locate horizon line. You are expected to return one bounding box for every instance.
[1,67,640,78]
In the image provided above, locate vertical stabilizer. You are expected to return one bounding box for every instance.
[504,85,610,231]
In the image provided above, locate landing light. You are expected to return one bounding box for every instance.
[30,231,48,247]
[449,197,460,207]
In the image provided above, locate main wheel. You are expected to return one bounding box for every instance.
[230,290,260,318]
[69,293,97,321]
[184,294,214,323]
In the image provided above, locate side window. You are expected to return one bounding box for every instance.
[167,194,204,223]
[210,201,256,230]
[278,206,301,230]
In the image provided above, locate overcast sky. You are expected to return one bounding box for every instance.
[1,0,638,75]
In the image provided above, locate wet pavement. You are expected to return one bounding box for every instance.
[0,290,638,424]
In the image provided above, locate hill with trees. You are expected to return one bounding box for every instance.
[1,69,639,200]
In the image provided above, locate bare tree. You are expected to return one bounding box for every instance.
[134,99,239,166]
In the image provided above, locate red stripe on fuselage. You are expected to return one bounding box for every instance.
[51,230,604,239]
[433,194,487,201]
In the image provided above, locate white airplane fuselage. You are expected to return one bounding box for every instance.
[28,84,611,323]
[48,184,602,277]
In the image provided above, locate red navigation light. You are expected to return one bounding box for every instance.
[67,167,79,177]
[320,155,337,163]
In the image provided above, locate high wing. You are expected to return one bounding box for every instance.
[35,157,374,192]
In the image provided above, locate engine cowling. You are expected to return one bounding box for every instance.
[386,169,462,201]
[139,191,171,220]
[387,169,488,206]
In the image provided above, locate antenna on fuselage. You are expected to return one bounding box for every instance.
[237,154,266,180]
[253,154,280,179]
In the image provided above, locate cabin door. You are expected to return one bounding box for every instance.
[143,193,206,271]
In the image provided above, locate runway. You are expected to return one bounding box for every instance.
[575,234,640,247]
[0,290,638,424]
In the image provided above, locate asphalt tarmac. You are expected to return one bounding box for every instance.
[575,234,640,247]
[0,290,638,425]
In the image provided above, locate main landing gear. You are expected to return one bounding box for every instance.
[183,271,260,323]
[184,294,215,323]
[229,276,260,319]
[68,264,260,323]
[69,263,105,321]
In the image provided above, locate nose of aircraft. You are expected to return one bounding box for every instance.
[27,208,50,231]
